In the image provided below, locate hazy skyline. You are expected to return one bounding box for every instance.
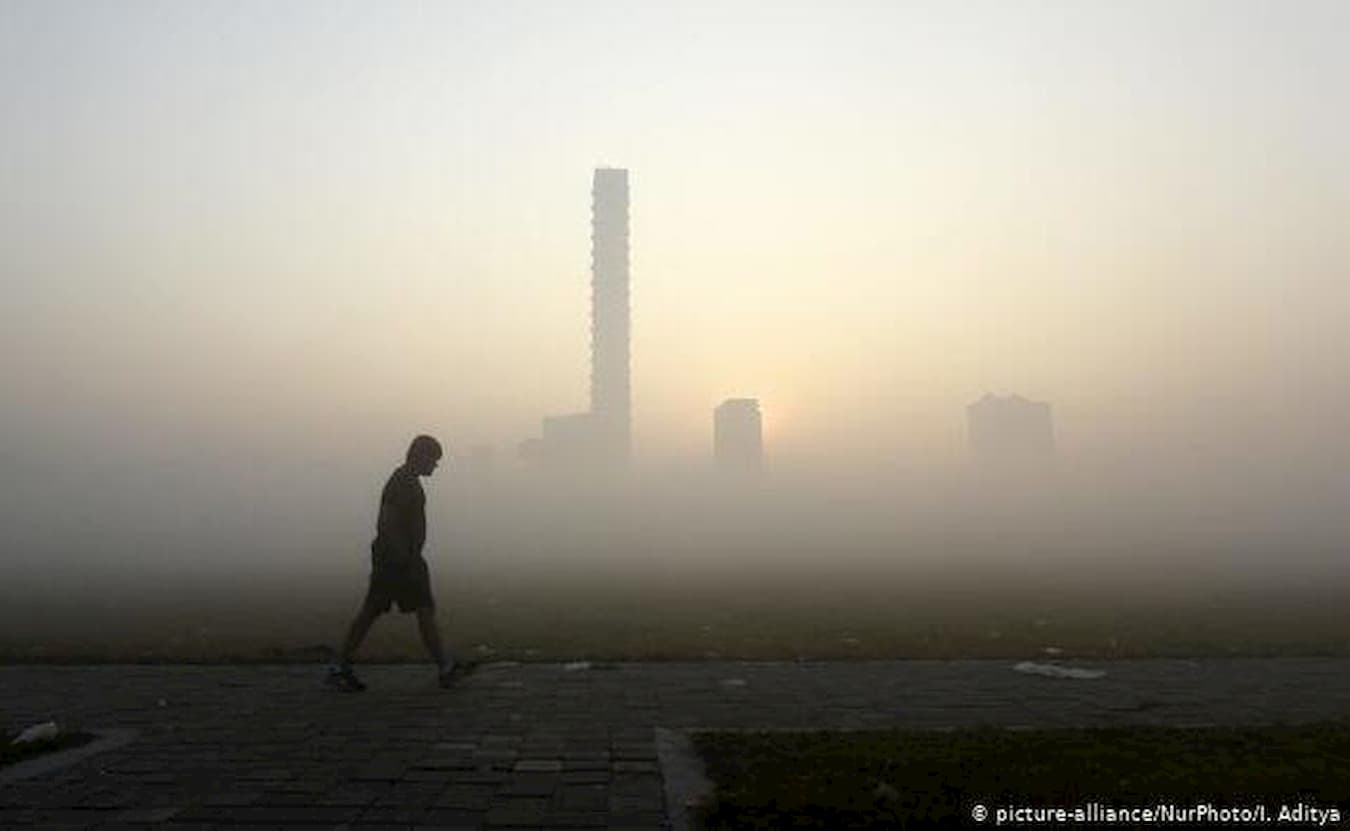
[4,2,1345,461]
[3,2,1348,577]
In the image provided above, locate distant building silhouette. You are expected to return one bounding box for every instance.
[714,398,763,472]
[540,412,602,465]
[967,393,1054,465]
[517,437,544,462]
[465,444,495,481]
[526,168,632,471]
[590,168,631,464]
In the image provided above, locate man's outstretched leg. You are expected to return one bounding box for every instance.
[326,602,380,691]
[416,607,455,688]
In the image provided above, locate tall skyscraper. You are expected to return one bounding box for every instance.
[714,398,763,472]
[590,168,631,463]
[524,168,632,471]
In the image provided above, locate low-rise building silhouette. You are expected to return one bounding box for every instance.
[465,444,496,481]
[540,412,602,466]
[967,393,1054,465]
[714,398,763,472]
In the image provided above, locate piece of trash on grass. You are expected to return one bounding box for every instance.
[1013,661,1105,680]
[563,661,591,672]
[1042,646,1065,656]
[12,721,60,744]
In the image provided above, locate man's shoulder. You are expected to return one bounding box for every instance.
[382,465,423,501]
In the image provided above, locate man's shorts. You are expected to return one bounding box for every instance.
[364,554,435,614]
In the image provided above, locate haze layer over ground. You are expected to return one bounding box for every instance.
[4,466,1346,663]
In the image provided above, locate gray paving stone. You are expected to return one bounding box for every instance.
[403,769,454,783]
[483,796,550,826]
[604,810,666,831]
[419,806,485,826]
[505,773,558,797]
[611,761,658,774]
[547,810,609,827]
[449,770,506,786]
[114,805,183,822]
[557,784,609,812]
[559,769,612,786]
[2,659,1350,828]
[372,784,443,807]
[359,804,431,823]
[433,783,495,809]
[316,787,383,806]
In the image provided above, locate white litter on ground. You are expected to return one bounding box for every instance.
[563,661,591,672]
[11,721,59,744]
[1013,661,1106,680]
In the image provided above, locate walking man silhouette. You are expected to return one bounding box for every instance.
[326,435,454,691]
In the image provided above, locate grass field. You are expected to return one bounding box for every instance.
[2,553,1348,662]
[694,724,1350,829]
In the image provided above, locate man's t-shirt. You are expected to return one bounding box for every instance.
[370,464,425,567]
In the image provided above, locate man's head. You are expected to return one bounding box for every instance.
[406,434,443,477]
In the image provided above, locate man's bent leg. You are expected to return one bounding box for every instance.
[415,606,449,670]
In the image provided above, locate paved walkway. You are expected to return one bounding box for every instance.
[2,659,1349,829]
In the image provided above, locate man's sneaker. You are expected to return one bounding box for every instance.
[325,664,366,692]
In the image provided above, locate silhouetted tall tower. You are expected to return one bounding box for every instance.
[590,168,630,462]
[714,398,763,472]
